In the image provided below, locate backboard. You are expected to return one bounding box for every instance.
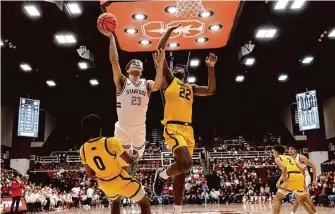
[101,0,240,52]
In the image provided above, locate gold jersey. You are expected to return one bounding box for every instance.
[163,77,193,124]
[80,137,124,180]
[279,155,301,173]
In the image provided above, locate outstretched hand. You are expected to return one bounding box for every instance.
[98,24,113,38]
[206,53,218,68]
[153,48,166,67]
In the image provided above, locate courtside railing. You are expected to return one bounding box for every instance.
[30,150,273,164]
[38,156,60,163]
[209,151,271,159]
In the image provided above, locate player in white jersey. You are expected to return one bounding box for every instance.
[98,25,164,213]
[287,145,318,214]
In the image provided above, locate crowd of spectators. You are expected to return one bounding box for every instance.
[1,154,335,212]
[309,171,335,206]
[31,162,82,171]
[1,169,110,212]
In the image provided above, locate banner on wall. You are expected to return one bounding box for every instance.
[1,196,27,212]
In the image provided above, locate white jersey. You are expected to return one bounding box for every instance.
[295,154,307,169]
[295,154,312,186]
[116,78,150,126]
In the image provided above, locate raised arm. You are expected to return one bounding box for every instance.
[156,25,181,86]
[192,53,217,96]
[98,25,125,91]
[147,49,165,92]
[300,155,318,187]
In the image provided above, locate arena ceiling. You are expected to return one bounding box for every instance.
[1,1,335,136]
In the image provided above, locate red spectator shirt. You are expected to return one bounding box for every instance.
[11,181,25,197]
[1,186,9,194]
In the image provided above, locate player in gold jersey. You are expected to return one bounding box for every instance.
[79,114,151,214]
[272,145,314,214]
[153,25,217,214]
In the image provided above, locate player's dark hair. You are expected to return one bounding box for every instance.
[125,59,141,71]
[81,114,102,138]
[288,144,298,150]
[272,145,285,155]
[173,64,189,82]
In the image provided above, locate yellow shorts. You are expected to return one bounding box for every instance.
[163,123,195,156]
[97,170,144,201]
[279,171,305,195]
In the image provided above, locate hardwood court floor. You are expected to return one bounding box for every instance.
[50,204,334,214]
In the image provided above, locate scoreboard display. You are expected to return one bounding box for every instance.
[296,90,320,131]
[17,98,40,138]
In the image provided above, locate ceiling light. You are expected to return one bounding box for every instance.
[256,29,267,38]
[46,80,56,87]
[139,40,152,45]
[20,63,32,71]
[302,56,314,64]
[274,0,289,10]
[199,10,214,18]
[165,6,178,14]
[245,57,255,66]
[90,79,99,86]
[196,37,208,43]
[55,34,76,44]
[256,28,277,38]
[209,24,223,31]
[188,76,196,83]
[125,28,138,34]
[328,28,335,38]
[78,62,88,69]
[291,0,306,9]
[266,29,277,38]
[278,74,288,82]
[0,40,3,46]
[236,75,244,82]
[24,5,40,17]
[190,59,200,67]
[67,3,81,15]
[55,35,66,43]
[132,13,147,20]
[168,43,180,48]
[64,35,76,43]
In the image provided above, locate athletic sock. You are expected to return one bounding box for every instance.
[174,205,182,214]
[159,170,169,180]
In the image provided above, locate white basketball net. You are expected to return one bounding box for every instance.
[176,0,205,20]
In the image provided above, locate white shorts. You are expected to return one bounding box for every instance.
[305,174,311,186]
[114,121,146,166]
[305,172,312,192]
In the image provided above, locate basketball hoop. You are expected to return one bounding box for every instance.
[176,0,205,20]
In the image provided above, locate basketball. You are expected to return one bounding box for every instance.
[97,13,117,33]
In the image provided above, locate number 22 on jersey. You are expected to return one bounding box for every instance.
[179,87,191,100]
